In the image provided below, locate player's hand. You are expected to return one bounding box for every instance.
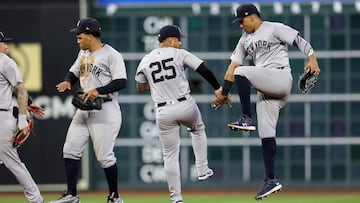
[212,87,232,110]
[305,55,321,75]
[28,104,45,118]
[211,94,232,110]
[214,87,223,98]
[83,89,99,102]
[56,81,71,92]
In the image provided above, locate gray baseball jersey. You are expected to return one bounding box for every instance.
[63,44,127,168]
[69,44,127,100]
[0,53,22,109]
[232,21,296,138]
[0,53,43,203]
[135,47,212,203]
[136,47,202,103]
[232,21,298,68]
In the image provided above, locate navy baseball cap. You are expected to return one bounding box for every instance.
[0,32,13,42]
[158,25,185,42]
[70,18,102,34]
[232,4,260,24]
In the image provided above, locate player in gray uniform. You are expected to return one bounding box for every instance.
[135,25,218,203]
[0,32,45,203]
[212,4,321,200]
[51,18,127,203]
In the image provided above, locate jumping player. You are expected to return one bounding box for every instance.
[0,31,45,203]
[51,18,127,203]
[135,25,218,203]
[212,4,321,200]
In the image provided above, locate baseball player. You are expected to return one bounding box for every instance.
[0,32,45,203]
[51,18,127,203]
[135,25,218,203]
[212,4,320,200]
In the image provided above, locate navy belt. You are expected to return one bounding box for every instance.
[0,109,8,111]
[157,97,187,107]
[278,67,284,70]
[102,98,112,102]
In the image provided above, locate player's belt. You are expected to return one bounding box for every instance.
[157,96,187,107]
[102,97,112,102]
[0,109,9,111]
[278,67,284,69]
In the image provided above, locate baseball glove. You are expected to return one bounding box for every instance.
[298,68,319,94]
[13,118,35,148]
[72,91,102,110]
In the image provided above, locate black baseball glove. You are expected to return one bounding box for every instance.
[298,69,319,94]
[72,91,102,110]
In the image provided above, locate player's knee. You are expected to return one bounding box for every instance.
[234,66,251,76]
[63,153,81,160]
[98,158,116,168]
[187,123,205,134]
[63,145,82,160]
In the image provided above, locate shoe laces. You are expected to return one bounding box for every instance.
[262,179,277,189]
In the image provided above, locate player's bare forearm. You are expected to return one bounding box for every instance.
[224,61,239,82]
[137,83,150,93]
[14,83,29,115]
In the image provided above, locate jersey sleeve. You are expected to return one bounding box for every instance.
[109,51,127,80]
[2,58,23,87]
[273,22,299,45]
[135,55,149,84]
[230,36,247,65]
[180,49,203,71]
[69,51,82,77]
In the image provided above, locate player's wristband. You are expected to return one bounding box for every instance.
[308,48,314,56]
[222,80,233,96]
[18,114,28,129]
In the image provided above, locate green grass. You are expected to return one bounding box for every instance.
[0,191,359,203]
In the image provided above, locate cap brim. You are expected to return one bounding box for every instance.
[231,17,242,24]
[70,28,80,33]
[0,38,13,42]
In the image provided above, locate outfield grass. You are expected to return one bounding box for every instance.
[0,191,359,203]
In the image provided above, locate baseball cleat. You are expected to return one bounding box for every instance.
[254,179,282,201]
[49,193,80,203]
[107,192,124,203]
[227,115,256,131]
[198,168,214,181]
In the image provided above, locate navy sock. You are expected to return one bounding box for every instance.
[64,158,80,196]
[104,164,119,197]
[235,75,251,117]
[261,138,277,179]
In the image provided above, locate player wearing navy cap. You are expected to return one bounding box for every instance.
[212,4,321,200]
[135,25,219,203]
[0,31,45,203]
[51,18,127,203]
